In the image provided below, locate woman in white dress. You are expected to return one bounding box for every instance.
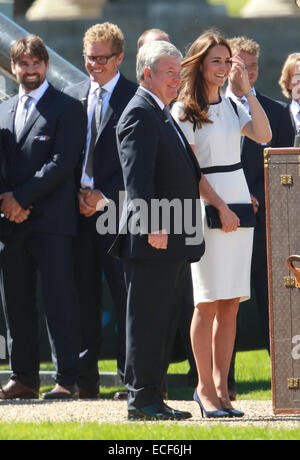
[171,31,271,417]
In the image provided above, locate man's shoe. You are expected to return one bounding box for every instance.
[78,388,100,399]
[128,403,192,421]
[42,384,79,400]
[113,391,128,401]
[0,379,39,400]
[163,403,192,419]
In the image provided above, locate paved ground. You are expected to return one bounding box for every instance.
[0,399,300,428]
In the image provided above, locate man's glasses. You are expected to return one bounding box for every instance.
[83,53,116,65]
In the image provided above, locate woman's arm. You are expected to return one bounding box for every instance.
[229,56,272,144]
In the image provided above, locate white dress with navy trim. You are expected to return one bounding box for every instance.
[171,96,254,304]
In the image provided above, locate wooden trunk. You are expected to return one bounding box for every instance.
[264,147,300,414]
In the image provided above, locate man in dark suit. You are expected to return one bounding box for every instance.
[136,28,198,387]
[226,36,294,398]
[109,40,238,420]
[64,22,137,399]
[0,35,86,400]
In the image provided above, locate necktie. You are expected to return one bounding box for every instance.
[163,106,186,148]
[85,87,106,179]
[15,95,32,139]
[163,106,177,129]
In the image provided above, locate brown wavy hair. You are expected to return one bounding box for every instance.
[177,30,232,129]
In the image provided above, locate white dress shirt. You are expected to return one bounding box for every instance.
[15,79,49,133]
[81,72,120,190]
[225,86,257,114]
[290,98,300,130]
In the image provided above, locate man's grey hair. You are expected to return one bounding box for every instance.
[136,40,182,83]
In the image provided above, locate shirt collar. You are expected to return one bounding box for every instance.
[90,71,120,95]
[18,79,49,103]
[291,98,300,117]
[139,86,165,110]
[225,86,256,103]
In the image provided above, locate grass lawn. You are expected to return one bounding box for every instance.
[208,0,249,16]
[0,349,291,440]
[1,423,300,441]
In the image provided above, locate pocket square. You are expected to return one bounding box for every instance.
[34,135,50,141]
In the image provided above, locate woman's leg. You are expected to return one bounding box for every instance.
[190,301,223,411]
[212,298,240,409]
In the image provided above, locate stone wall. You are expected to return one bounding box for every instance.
[14,12,300,103]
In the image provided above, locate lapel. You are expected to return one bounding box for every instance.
[16,85,57,143]
[95,74,126,143]
[5,96,19,166]
[137,89,199,176]
[289,104,296,131]
[77,79,90,111]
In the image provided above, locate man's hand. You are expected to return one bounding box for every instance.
[148,229,168,250]
[78,188,107,217]
[0,192,30,223]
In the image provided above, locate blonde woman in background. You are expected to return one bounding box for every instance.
[279,52,300,132]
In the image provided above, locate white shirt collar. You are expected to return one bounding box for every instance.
[90,71,120,95]
[291,98,300,118]
[18,79,49,103]
[225,86,256,103]
[139,86,165,110]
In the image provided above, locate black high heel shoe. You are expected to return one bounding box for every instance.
[193,390,230,418]
[223,408,244,418]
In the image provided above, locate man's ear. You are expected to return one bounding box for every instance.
[143,66,152,80]
[11,60,16,76]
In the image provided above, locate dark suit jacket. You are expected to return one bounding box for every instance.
[0,84,86,237]
[109,87,205,262]
[64,74,138,205]
[241,91,294,239]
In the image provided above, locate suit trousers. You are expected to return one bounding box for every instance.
[73,213,127,394]
[251,234,270,352]
[0,233,80,390]
[123,258,193,410]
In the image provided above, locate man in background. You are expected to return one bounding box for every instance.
[64,22,137,399]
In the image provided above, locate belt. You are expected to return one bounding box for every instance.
[201,162,242,175]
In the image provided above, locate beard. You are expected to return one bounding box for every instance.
[20,74,45,91]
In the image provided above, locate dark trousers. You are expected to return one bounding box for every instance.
[124,258,193,410]
[251,235,270,352]
[74,214,127,394]
[228,234,270,389]
[0,233,80,390]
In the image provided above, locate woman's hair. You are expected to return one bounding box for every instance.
[136,40,182,83]
[10,34,49,64]
[177,30,231,128]
[279,53,300,99]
